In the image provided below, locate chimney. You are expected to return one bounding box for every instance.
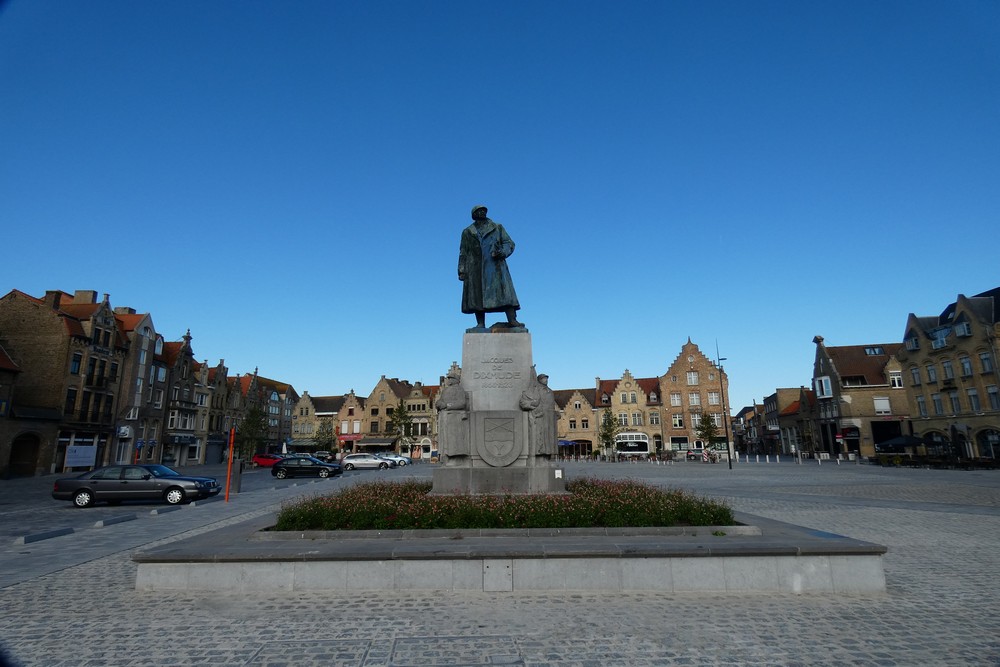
[73,290,98,304]
[44,291,63,309]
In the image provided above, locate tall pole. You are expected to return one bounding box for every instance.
[716,343,733,470]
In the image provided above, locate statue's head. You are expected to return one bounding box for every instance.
[471,205,488,219]
[538,374,549,385]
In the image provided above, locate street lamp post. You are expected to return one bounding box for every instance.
[716,352,733,470]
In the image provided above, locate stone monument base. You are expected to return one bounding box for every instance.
[432,465,566,495]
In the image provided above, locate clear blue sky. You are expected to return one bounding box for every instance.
[2,1,998,410]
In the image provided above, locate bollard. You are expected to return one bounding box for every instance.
[776,455,780,463]
[766,455,770,464]
[818,457,822,465]
[755,455,760,464]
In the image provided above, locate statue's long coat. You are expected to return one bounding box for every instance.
[458,219,520,314]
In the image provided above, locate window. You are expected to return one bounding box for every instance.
[574,401,581,410]
[581,418,589,429]
[691,413,702,428]
[926,365,938,383]
[889,371,903,388]
[157,367,166,382]
[352,420,361,433]
[814,376,833,398]
[988,386,1000,411]
[864,346,885,355]
[569,419,576,430]
[670,392,682,407]
[711,413,722,427]
[708,391,720,406]
[126,406,139,420]
[960,357,973,377]
[980,353,994,373]
[873,397,891,415]
[70,352,82,375]
[932,393,944,415]
[955,321,972,337]
[689,393,701,406]
[168,410,177,429]
[620,392,628,404]
[949,391,961,414]
[910,367,921,386]
[672,414,684,428]
[686,371,699,385]
[153,389,163,409]
[109,362,119,381]
[371,408,379,416]
[197,393,207,407]
[649,391,657,402]
[617,413,628,427]
[340,420,348,434]
[905,337,920,351]
[942,360,954,380]
[650,411,660,426]
[64,387,78,414]
[601,394,609,404]
[916,396,927,417]
[631,412,643,426]
[370,420,379,433]
[968,388,981,412]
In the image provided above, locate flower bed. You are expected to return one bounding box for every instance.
[273,477,734,531]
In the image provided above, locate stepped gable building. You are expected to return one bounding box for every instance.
[552,339,730,458]
[896,287,1000,458]
[658,339,729,453]
[809,336,907,458]
[399,380,438,460]
[290,392,346,450]
[0,289,128,474]
[360,376,413,450]
[336,390,366,452]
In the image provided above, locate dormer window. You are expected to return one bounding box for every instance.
[905,337,920,351]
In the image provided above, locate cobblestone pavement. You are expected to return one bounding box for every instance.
[2,461,1000,666]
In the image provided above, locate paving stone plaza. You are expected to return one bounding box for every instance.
[1,460,999,666]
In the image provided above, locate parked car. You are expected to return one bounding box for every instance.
[342,453,395,470]
[377,453,410,466]
[252,453,285,467]
[686,448,704,461]
[271,456,343,479]
[51,464,221,508]
[313,451,336,462]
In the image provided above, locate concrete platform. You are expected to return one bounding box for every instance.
[133,510,887,594]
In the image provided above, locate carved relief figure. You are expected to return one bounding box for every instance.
[519,370,556,459]
[436,369,470,467]
[459,204,522,329]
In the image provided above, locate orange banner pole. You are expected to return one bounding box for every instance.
[224,427,235,502]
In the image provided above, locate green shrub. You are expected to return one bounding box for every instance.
[274,477,734,531]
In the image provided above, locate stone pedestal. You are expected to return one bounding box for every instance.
[432,331,565,495]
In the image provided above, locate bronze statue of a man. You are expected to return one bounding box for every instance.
[459,205,521,329]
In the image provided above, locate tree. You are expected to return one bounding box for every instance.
[314,419,338,455]
[695,412,720,447]
[598,407,620,459]
[387,403,413,453]
[235,406,268,460]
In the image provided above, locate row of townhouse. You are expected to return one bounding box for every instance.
[0,289,299,476]
[735,287,1000,461]
[291,339,731,460]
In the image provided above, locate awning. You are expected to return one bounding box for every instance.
[359,437,396,446]
[558,440,577,447]
[338,434,363,442]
